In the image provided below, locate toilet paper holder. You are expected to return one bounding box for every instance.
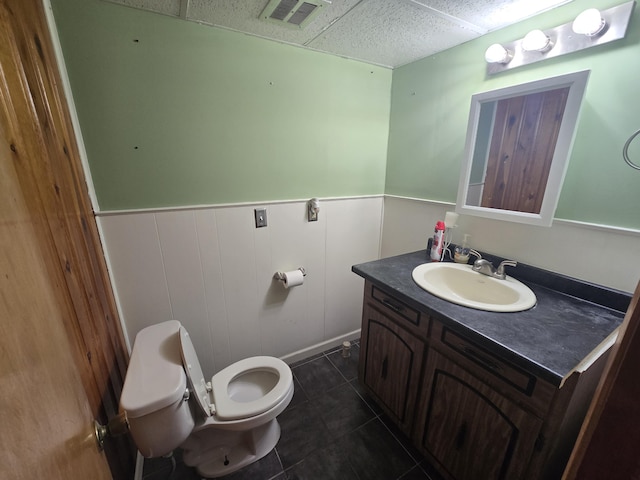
[273,267,306,282]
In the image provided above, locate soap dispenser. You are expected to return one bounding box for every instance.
[454,234,471,264]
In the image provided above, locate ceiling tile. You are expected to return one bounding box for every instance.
[419,0,572,31]
[307,0,479,67]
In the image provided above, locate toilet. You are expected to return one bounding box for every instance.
[119,320,294,478]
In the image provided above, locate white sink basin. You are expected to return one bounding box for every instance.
[411,262,536,312]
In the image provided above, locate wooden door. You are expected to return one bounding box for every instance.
[482,87,569,213]
[0,0,133,478]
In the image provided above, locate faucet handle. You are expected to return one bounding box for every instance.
[496,260,517,278]
[468,249,482,261]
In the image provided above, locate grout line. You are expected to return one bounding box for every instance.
[325,354,349,382]
[377,416,424,467]
[355,387,380,417]
[282,457,306,476]
[290,372,311,405]
[325,352,357,384]
[268,448,286,480]
[289,353,324,369]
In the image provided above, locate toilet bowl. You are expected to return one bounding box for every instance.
[119,320,294,478]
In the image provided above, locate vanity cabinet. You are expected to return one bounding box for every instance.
[358,280,611,480]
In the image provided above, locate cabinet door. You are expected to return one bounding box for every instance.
[418,350,542,480]
[361,306,424,433]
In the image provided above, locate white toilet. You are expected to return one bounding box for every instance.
[119,320,294,478]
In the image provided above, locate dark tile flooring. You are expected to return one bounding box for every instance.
[142,341,442,480]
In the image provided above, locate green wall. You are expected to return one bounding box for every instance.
[54,0,640,228]
[52,0,392,211]
[386,0,640,229]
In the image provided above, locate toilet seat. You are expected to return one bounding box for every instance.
[179,326,214,418]
[179,326,293,422]
[211,356,293,421]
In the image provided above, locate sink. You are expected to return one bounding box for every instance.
[411,262,536,312]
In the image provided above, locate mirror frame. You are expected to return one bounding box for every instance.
[456,70,590,226]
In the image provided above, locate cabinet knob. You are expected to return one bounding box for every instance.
[455,422,468,450]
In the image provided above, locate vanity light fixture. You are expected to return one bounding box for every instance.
[486,0,635,75]
[484,43,512,64]
[572,8,607,36]
[521,29,552,52]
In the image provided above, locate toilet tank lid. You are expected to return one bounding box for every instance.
[120,320,187,418]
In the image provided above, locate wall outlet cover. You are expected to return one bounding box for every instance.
[255,208,267,228]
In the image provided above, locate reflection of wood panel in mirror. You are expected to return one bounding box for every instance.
[482,87,569,213]
[457,70,589,226]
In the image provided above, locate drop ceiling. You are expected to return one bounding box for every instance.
[102,0,573,68]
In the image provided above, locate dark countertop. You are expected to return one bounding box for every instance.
[352,250,630,387]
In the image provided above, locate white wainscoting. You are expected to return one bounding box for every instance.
[101,194,637,378]
[382,196,640,294]
[99,196,383,377]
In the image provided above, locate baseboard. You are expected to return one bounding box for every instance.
[280,329,361,365]
[133,451,144,480]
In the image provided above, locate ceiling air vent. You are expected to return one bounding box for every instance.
[260,0,326,29]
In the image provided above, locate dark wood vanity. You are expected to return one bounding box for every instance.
[353,250,628,480]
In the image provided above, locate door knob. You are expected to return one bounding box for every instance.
[93,411,129,451]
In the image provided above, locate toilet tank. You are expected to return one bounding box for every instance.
[120,320,195,457]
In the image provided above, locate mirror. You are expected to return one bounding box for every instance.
[456,70,590,226]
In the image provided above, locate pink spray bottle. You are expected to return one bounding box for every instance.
[430,221,445,262]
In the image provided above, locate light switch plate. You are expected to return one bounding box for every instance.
[254,208,267,228]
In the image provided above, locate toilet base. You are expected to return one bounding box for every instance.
[181,419,282,478]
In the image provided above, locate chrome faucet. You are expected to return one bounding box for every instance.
[472,259,517,280]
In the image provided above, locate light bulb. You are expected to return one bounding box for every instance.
[484,44,512,64]
[573,8,606,36]
[522,29,552,52]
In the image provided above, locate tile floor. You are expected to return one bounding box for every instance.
[142,341,442,480]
